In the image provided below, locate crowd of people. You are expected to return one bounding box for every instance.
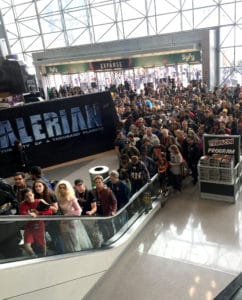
[113,79,242,191]
[0,164,132,258]
[1,77,242,260]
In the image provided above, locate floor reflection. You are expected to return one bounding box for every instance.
[137,185,242,274]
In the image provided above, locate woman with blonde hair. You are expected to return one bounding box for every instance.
[168,144,183,192]
[55,180,92,252]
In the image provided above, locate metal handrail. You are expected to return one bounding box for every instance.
[0,173,158,222]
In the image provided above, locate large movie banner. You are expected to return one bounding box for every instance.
[203,134,241,165]
[0,92,118,178]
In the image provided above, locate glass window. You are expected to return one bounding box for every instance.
[146,0,156,16]
[220,67,242,85]
[37,0,60,15]
[0,0,11,9]
[18,20,40,37]
[4,23,18,39]
[181,10,194,31]
[91,5,115,26]
[44,32,66,49]
[236,2,242,22]
[67,28,91,46]
[220,47,235,68]
[193,6,218,29]
[220,3,235,25]
[121,1,146,21]
[9,39,23,53]
[1,8,15,24]
[94,23,117,42]
[156,13,181,34]
[123,18,147,39]
[64,10,88,29]
[40,14,63,34]
[155,0,180,14]
[115,21,125,39]
[62,0,86,10]
[147,16,157,35]
[181,0,193,10]
[14,2,36,19]
[220,26,234,47]
[0,0,241,88]
[235,46,242,66]
[220,0,238,3]
[21,36,43,52]
[126,0,147,15]
[13,0,27,4]
[193,0,217,9]
[235,26,242,46]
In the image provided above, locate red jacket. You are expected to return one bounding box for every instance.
[20,199,53,216]
[20,199,52,230]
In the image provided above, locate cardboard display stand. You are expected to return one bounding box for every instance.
[198,134,241,203]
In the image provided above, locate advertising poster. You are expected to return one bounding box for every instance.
[0,92,118,178]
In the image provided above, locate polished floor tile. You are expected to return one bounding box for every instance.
[144,186,242,274]
[85,251,235,300]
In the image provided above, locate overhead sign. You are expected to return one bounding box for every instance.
[42,51,201,75]
[0,92,118,178]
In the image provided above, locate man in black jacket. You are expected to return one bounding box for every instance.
[74,179,97,216]
[128,155,150,195]
[186,135,202,185]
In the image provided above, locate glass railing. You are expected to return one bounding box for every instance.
[0,174,162,264]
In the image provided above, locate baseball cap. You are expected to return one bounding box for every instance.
[74,179,84,185]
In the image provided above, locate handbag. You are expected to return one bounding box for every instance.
[36,201,50,211]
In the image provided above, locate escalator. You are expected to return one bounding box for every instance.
[0,174,163,300]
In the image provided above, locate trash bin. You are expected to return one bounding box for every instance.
[89,165,109,188]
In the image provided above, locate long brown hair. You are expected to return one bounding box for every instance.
[32,179,53,204]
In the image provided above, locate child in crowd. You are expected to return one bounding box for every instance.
[158,152,169,197]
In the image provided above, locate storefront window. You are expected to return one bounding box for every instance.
[43,61,202,97]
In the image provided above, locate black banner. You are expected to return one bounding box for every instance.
[203,134,241,165]
[0,92,118,178]
[89,58,132,71]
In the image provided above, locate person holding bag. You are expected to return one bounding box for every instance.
[19,188,53,257]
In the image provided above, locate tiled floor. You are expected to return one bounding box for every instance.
[9,150,241,299]
[43,150,119,189]
[85,183,240,299]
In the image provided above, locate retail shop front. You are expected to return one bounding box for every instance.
[40,51,202,96]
